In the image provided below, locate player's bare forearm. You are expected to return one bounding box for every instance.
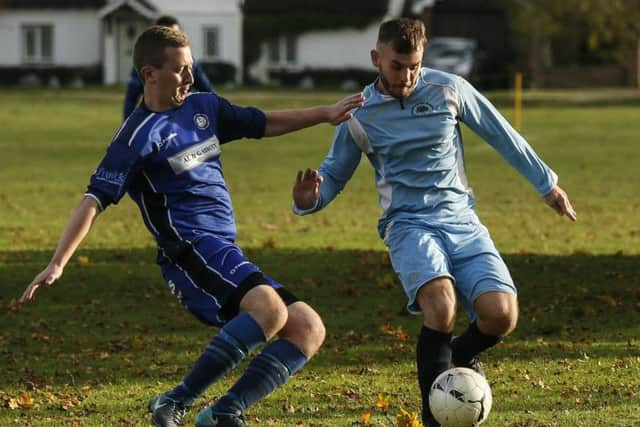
[543,185,577,221]
[264,92,363,137]
[19,196,101,304]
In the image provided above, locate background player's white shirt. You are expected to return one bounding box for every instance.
[297,68,557,238]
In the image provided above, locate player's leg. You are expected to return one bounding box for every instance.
[415,277,457,427]
[384,222,455,426]
[451,290,517,372]
[149,237,282,427]
[200,298,325,424]
[446,222,518,373]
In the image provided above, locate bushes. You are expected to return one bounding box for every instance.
[0,65,102,86]
[267,67,377,88]
[199,61,238,84]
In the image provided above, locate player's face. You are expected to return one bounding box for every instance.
[154,46,194,109]
[371,42,423,99]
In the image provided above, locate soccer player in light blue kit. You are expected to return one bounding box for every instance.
[20,26,363,427]
[292,18,576,427]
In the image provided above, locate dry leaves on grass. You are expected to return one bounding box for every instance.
[2,391,34,410]
[379,324,410,341]
[397,407,423,427]
[357,393,423,427]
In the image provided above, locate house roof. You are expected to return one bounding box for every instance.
[0,0,238,13]
[98,0,156,19]
[149,0,240,15]
[1,0,107,8]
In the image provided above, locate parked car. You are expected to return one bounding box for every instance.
[422,37,477,79]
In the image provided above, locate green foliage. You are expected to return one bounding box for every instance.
[1,88,640,426]
[507,0,640,65]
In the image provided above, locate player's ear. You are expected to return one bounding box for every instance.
[370,48,380,68]
[139,65,156,85]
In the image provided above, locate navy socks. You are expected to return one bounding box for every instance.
[416,326,452,423]
[212,338,308,415]
[450,321,500,367]
[166,312,266,406]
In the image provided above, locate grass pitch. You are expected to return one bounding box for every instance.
[0,87,639,426]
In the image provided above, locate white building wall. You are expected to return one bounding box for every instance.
[0,10,100,66]
[247,0,409,84]
[248,23,378,83]
[178,12,243,82]
[103,28,117,85]
[295,23,378,69]
[150,0,243,82]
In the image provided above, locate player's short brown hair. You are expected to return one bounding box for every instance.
[377,18,427,54]
[133,25,189,75]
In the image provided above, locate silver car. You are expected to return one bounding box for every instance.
[422,37,477,78]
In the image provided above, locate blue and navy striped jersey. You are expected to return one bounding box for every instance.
[86,92,266,244]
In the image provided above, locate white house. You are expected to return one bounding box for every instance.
[0,0,243,85]
[247,0,435,87]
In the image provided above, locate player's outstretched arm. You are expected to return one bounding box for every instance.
[543,185,577,221]
[19,196,101,304]
[264,92,364,137]
[293,168,323,211]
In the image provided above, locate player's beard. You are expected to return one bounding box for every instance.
[379,73,415,99]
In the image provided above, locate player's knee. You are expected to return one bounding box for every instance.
[417,277,456,331]
[300,313,326,357]
[280,302,326,357]
[477,297,518,337]
[240,285,288,339]
[489,310,517,337]
[261,299,289,336]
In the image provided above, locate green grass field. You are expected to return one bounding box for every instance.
[1,87,639,426]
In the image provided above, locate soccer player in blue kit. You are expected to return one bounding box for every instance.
[292,18,576,426]
[123,15,215,119]
[19,26,363,427]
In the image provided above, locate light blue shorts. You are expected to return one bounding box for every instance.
[384,219,516,320]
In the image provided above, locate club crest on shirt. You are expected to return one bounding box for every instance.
[193,113,210,129]
[411,102,433,116]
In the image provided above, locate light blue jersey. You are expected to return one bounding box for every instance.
[299,68,557,238]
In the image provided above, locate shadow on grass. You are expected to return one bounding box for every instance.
[1,247,639,389]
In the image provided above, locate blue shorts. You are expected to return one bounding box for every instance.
[157,234,287,327]
[384,219,516,320]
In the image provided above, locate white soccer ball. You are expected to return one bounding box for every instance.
[429,367,492,427]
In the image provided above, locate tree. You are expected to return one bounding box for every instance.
[507,0,640,84]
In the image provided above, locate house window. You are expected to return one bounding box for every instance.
[267,39,280,63]
[285,36,297,63]
[22,24,53,64]
[267,37,297,65]
[203,27,220,60]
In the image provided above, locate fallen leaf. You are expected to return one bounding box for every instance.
[397,407,423,427]
[375,393,390,409]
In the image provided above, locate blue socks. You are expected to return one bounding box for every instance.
[166,312,266,406]
[211,339,308,415]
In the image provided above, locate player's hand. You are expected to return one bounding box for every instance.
[326,92,364,125]
[19,263,63,304]
[543,185,576,221]
[293,168,323,210]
